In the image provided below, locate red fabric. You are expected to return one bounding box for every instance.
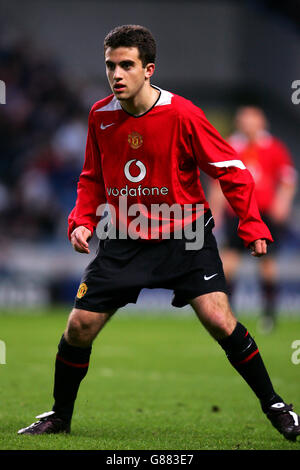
[68,89,273,247]
[68,108,107,239]
[228,132,296,214]
[235,349,259,366]
[56,355,89,369]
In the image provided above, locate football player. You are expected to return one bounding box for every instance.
[18,25,300,441]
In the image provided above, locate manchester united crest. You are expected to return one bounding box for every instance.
[77,282,88,299]
[128,132,143,149]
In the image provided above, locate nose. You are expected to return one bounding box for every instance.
[113,65,123,81]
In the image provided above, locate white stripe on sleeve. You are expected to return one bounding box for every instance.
[208,160,246,170]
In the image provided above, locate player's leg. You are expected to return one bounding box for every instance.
[190,292,300,440]
[258,255,278,332]
[190,290,237,339]
[64,307,114,347]
[219,247,241,301]
[18,307,115,435]
[190,291,281,407]
[52,308,116,421]
[18,235,145,436]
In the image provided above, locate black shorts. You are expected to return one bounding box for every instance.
[223,214,286,254]
[74,211,228,312]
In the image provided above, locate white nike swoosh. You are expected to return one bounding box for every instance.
[289,411,299,427]
[100,122,115,130]
[204,273,218,281]
[205,216,214,227]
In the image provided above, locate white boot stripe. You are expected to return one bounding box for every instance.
[289,411,299,427]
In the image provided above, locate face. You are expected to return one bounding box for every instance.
[235,107,267,138]
[105,46,154,101]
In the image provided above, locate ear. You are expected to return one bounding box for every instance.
[145,63,155,80]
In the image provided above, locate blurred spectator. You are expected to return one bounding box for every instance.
[209,106,297,332]
[52,111,88,169]
[0,31,94,243]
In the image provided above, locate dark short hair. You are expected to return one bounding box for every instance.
[104,25,156,67]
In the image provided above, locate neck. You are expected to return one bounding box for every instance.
[120,83,160,116]
[246,132,261,143]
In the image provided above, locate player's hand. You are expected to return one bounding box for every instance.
[70,226,92,254]
[249,239,267,257]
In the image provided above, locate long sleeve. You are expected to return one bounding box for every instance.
[185,106,273,247]
[68,108,107,240]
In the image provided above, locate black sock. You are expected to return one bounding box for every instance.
[52,334,92,422]
[218,322,283,413]
[261,279,277,320]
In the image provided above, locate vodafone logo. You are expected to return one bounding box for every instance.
[107,159,168,198]
[124,159,146,183]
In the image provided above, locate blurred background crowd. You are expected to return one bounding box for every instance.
[0,34,93,243]
[0,0,299,313]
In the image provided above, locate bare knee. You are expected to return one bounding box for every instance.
[65,311,92,347]
[65,308,112,347]
[66,315,88,347]
[190,292,237,341]
[206,310,236,340]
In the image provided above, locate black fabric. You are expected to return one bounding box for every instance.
[222,214,286,253]
[52,335,92,421]
[218,322,256,362]
[74,210,228,313]
[56,334,92,363]
[218,322,282,412]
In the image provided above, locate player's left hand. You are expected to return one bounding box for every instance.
[249,239,267,257]
[70,226,92,254]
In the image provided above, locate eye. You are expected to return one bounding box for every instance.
[122,62,134,70]
[106,62,115,71]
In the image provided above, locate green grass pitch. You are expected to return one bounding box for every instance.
[0,308,299,450]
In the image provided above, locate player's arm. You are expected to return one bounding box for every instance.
[269,142,297,224]
[68,107,107,253]
[185,107,273,252]
[270,182,296,224]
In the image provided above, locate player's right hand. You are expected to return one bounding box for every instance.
[249,238,267,257]
[70,226,92,254]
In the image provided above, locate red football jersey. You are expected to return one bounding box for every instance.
[68,86,273,246]
[228,131,297,214]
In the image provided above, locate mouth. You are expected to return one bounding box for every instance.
[113,83,126,92]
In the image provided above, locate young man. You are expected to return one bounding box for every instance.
[18,25,300,441]
[208,106,297,333]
